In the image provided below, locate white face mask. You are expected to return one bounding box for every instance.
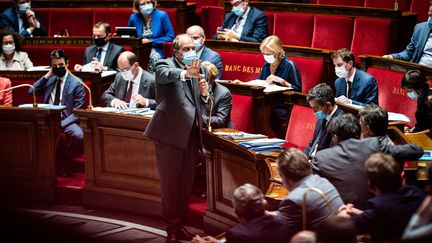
[2,43,15,55]
[263,54,275,64]
[121,69,134,81]
[335,66,349,78]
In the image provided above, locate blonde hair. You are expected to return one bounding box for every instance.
[202,61,219,82]
[260,35,285,59]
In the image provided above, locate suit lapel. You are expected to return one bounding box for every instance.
[351,71,360,98]
[104,43,113,66]
[61,75,71,105]
[44,77,56,103]
[118,79,128,100]
[138,74,147,94]
[241,7,253,37]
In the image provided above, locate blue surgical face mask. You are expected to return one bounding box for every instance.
[407,91,419,100]
[193,38,202,51]
[231,4,245,17]
[140,3,154,16]
[18,2,31,14]
[428,17,432,29]
[315,110,326,120]
[182,50,197,65]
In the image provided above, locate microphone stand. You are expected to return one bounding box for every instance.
[0,84,37,108]
[70,72,93,110]
[302,187,335,231]
[207,93,214,132]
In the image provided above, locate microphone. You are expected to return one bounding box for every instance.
[70,72,93,110]
[0,84,37,108]
[207,93,214,132]
[302,187,335,231]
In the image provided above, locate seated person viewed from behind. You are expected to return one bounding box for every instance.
[316,216,357,243]
[0,0,47,36]
[101,51,156,109]
[74,21,125,72]
[186,25,223,79]
[29,49,85,176]
[304,83,343,158]
[199,61,232,129]
[332,48,378,106]
[0,76,12,106]
[0,29,33,70]
[338,153,425,242]
[271,148,344,233]
[214,0,268,43]
[401,70,432,134]
[191,183,292,243]
[383,4,432,66]
[128,0,175,71]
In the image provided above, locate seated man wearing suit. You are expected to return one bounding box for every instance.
[214,0,267,43]
[101,51,156,109]
[29,49,85,176]
[304,83,343,158]
[332,48,378,106]
[0,77,12,106]
[192,184,292,243]
[187,25,223,79]
[339,153,425,242]
[74,22,124,72]
[0,0,47,36]
[270,148,344,234]
[383,4,432,66]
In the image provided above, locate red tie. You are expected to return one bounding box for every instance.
[125,81,133,103]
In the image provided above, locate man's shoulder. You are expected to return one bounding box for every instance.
[109,42,124,52]
[249,6,265,17]
[141,69,156,81]
[1,8,14,18]
[355,69,376,83]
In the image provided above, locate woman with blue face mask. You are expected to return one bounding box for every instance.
[128,0,175,72]
[0,29,33,71]
[401,70,432,135]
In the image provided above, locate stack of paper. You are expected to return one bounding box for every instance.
[245,80,292,93]
[239,138,286,153]
[214,132,267,141]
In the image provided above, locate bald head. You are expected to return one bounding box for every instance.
[186,25,205,37]
[118,51,138,67]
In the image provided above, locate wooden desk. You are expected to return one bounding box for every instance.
[75,110,162,217]
[360,55,432,78]
[0,107,62,204]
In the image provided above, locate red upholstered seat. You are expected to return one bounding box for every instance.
[364,0,410,11]
[189,0,220,14]
[312,15,353,51]
[284,104,316,151]
[159,8,179,35]
[162,41,174,59]
[350,18,391,64]
[273,13,314,47]
[217,51,263,81]
[290,56,324,94]
[317,0,364,6]
[22,46,86,67]
[201,6,224,38]
[366,67,417,127]
[410,0,430,23]
[33,8,50,34]
[11,79,43,107]
[49,8,94,36]
[264,12,274,36]
[231,94,254,133]
[93,8,131,33]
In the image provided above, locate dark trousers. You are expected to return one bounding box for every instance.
[57,123,83,173]
[154,126,200,232]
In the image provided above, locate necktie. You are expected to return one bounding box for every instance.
[53,78,61,105]
[346,81,352,98]
[124,81,133,103]
[233,16,243,32]
[96,48,102,61]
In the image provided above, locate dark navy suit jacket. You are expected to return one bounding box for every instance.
[334,69,378,106]
[83,42,125,71]
[391,22,431,63]
[258,56,302,92]
[0,7,47,36]
[200,82,232,129]
[213,6,267,43]
[200,46,223,79]
[128,9,175,57]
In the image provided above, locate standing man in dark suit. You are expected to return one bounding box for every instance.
[192,184,292,243]
[332,48,378,106]
[304,83,343,158]
[101,51,156,109]
[144,34,206,243]
[29,49,85,176]
[74,22,124,72]
[214,0,268,43]
[186,25,223,79]
[0,0,47,36]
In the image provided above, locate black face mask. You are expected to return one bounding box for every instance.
[53,66,67,77]
[93,37,107,47]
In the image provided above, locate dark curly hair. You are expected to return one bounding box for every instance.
[0,29,23,53]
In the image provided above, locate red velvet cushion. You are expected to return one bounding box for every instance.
[312,15,353,51]
[33,8,50,34]
[284,105,316,151]
[290,56,324,94]
[217,51,263,81]
[264,12,274,36]
[22,46,86,67]
[364,0,410,11]
[189,0,220,14]
[93,8,131,33]
[317,0,364,6]
[201,6,224,38]
[159,8,179,35]
[367,67,417,127]
[351,18,391,64]
[231,94,254,133]
[410,0,430,23]
[49,8,94,36]
[11,79,43,106]
[162,41,174,59]
[274,13,314,47]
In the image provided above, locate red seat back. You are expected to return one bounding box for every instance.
[367,67,417,127]
[264,12,274,36]
[201,6,224,38]
[34,8,50,35]
[410,0,430,23]
[11,79,43,106]
[159,8,179,35]
[162,41,174,58]
[217,51,263,81]
[312,15,353,51]
[364,0,410,11]
[317,0,364,6]
[284,104,316,150]
[231,94,254,133]
[290,56,324,94]
[351,18,391,64]
[274,13,314,47]
[93,8,131,33]
[189,0,220,14]
[49,8,94,36]
[22,46,86,67]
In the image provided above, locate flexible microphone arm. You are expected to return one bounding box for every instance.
[0,84,37,108]
[302,187,335,231]
[70,72,93,110]
[207,92,214,132]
